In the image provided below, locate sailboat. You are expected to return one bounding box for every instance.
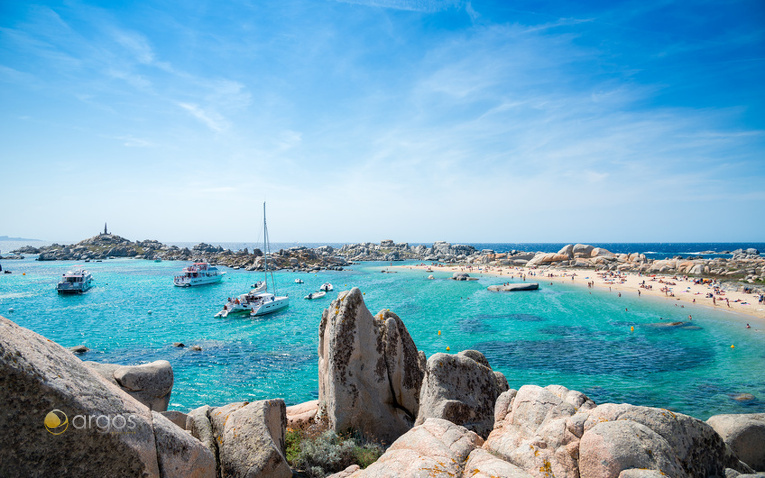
[214,203,289,318]
[249,202,289,316]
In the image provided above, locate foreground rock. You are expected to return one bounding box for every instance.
[0,315,213,477]
[415,350,508,438]
[707,413,765,471]
[318,288,426,444]
[347,418,485,477]
[187,400,291,478]
[85,359,174,411]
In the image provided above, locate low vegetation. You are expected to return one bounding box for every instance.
[286,420,384,478]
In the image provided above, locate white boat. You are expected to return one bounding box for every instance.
[304,291,326,300]
[214,288,272,317]
[173,262,224,287]
[252,281,266,292]
[250,203,289,317]
[320,283,333,291]
[57,269,93,294]
[295,278,304,284]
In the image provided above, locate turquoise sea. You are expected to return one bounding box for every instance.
[1,256,764,420]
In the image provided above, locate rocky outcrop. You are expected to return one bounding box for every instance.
[186,400,291,478]
[85,360,174,411]
[0,315,214,478]
[211,401,291,478]
[484,385,753,478]
[415,350,508,439]
[318,288,426,444]
[286,400,319,429]
[487,283,539,291]
[347,418,484,477]
[707,413,765,471]
[153,411,216,478]
[485,384,596,477]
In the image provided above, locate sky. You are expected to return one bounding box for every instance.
[1,0,763,244]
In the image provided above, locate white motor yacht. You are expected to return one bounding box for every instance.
[57,269,93,294]
[174,262,224,287]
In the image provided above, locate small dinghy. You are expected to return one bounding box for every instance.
[305,291,327,300]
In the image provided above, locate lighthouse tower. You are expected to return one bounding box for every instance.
[103,223,109,235]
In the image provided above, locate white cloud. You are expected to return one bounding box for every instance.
[177,103,229,132]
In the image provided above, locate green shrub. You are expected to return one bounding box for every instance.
[289,430,384,478]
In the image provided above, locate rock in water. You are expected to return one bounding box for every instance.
[69,345,89,354]
[415,350,508,439]
[318,287,426,444]
[487,283,539,292]
[0,315,213,477]
[707,413,765,471]
[113,360,174,411]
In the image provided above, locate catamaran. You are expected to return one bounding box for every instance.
[250,203,289,316]
[57,269,93,294]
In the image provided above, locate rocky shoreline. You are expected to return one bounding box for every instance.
[8,235,764,293]
[2,288,765,477]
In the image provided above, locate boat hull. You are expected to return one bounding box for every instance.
[250,297,289,316]
[174,275,223,287]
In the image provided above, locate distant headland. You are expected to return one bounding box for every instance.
[8,231,765,290]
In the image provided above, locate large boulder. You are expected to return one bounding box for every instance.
[0,315,212,477]
[415,350,508,439]
[527,253,570,267]
[573,244,594,258]
[208,400,291,478]
[463,448,534,477]
[153,411,216,478]
[580,403,752,477]
[707,413,765,471]
[92,360,173,411]
[484,384,595,478]
[318,288,426,444]
[347,418,484,477]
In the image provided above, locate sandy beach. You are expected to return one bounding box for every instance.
[400,263,765,326]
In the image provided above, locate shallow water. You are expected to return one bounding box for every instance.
[1,258,763,419]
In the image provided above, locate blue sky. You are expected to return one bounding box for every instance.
[1,0,763,243]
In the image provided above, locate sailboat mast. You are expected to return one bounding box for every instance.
[263,202,268,288]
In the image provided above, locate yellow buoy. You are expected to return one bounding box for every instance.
[630,326,634,332]
[731,345,735,349]
[23,273,26,276]
[446,346,450,351]
[438,330,441,336]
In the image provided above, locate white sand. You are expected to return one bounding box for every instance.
[400,263,765,327]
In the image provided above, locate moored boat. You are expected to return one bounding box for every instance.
[57,269,93,294]
[250,203,289,317]
[304,291,326,300]
[214,288,275,317]
[173,262,224,287]
[320,283,333,291]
